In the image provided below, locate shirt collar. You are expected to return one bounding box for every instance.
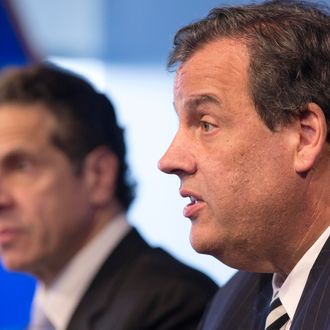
[272,226,330,321]
[31,213,131,330]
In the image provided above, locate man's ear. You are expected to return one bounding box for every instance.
[82,147,118,206]
[294,102,327,174]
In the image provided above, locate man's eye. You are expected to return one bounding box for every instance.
[200,121,215,132]
[15,159,32,171]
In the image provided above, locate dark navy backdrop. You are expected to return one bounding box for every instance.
[0,1,33,68]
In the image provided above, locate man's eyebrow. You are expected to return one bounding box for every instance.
[1,150,31,162]
[185,94,222,109]
[173,94,222,114]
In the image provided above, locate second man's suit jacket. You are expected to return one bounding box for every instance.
[200,236,330,330]
[66,228,218,330]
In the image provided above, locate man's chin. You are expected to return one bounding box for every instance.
[1,255,33,274]
[189,229,218,256]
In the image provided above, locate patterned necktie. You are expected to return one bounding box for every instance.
[265,296,289,330]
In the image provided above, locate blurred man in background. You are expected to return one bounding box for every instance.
[0,64,217,330]
[159,0,330,329]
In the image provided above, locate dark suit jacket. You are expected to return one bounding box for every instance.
[200,236,330,330]
[66,228,218,330]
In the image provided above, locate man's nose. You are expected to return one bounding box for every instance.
[158,146,176,174]
[158,134,196,175]
[0,182,13,210]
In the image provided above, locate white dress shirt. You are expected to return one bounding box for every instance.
[29,213,131,330]
[271,226,330,329]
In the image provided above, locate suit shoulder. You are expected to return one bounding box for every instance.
[200,271,271,330]
[129,246,218,296]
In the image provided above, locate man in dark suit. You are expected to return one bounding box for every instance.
[0,65,217,330]
[159,0,330,329]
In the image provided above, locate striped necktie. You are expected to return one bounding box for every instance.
[265,296,289,330]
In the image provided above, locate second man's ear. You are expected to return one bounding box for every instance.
[294,102,327,174]
[83,146,119,206]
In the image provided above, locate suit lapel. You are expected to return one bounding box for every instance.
[291,236,330,329]
[201,271,272,330]
[253,273,273,330]
[66,228,150,330]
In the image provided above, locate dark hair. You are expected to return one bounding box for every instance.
[169,0,330,142]
[0,64,136,210]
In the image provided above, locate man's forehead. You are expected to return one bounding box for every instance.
[178,37,248,67]
[0,103,57,141]
[173,38,250,104]
[174,38,249,82]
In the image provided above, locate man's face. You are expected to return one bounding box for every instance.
[0,104,97,280]
[159,38,301,272]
